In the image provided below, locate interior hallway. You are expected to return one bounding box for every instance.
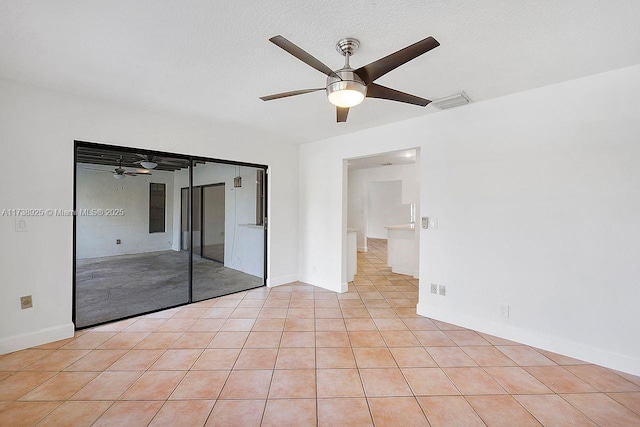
[1,240,639,425]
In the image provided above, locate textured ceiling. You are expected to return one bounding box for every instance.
[1,1,639,145]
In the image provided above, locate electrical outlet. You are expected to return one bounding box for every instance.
[500,304,510,318]
[438,285,446,296]
[430,284,438,294]
[21,295,33,309]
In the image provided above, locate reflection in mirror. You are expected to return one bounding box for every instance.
[187,162,265,301]
[74,145,190,328]
[74,143,267,328]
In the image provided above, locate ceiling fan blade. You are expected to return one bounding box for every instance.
[366,83,431,107]
[355,36,440,85]
[269,35,340,79]
[337,107,349,123]
[83,167,112,172]
[260,88,324,101]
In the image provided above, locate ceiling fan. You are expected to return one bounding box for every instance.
[260,35,440,122]
[85,156,152,180]
[134,154,185,170]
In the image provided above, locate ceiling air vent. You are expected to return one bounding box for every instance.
[431,91,471,110]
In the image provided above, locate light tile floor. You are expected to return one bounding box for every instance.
[1,238,640,426]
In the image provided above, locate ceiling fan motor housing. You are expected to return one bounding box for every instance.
[326,68,367,107]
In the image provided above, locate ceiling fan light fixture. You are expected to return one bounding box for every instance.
[327,85,366,108]
[326,70,367,108]
[140,161,158,169]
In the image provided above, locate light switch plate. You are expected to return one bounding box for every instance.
[438,285,446,296]
[500,304,510,318]
[430,284,438,294]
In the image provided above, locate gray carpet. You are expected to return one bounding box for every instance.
[75,250,264,328]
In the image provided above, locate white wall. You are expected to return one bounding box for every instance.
[0,78,299,354]
[173,163,264,278]
[348,163,418,250]
[367,180,408,239]
[76,163,174,259]
[299,64,640,375]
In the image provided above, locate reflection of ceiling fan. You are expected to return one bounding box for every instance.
[85,157,152,180]
[260,35,440,122]
[134,154,185,170]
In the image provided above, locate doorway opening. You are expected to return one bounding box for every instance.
[343,148,420,289]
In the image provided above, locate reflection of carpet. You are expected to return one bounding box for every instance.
[75,250,264,328]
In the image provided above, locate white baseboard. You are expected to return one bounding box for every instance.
[0,322,75,355]
[391,265,415,276]
[297,273,345,294]
[358,246,367,252]
[306,281,344,293]
[267,274,298,288]
[417,303,640,377]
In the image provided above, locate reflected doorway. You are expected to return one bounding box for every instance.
[202,184,225,262]
[181,184,225,263]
